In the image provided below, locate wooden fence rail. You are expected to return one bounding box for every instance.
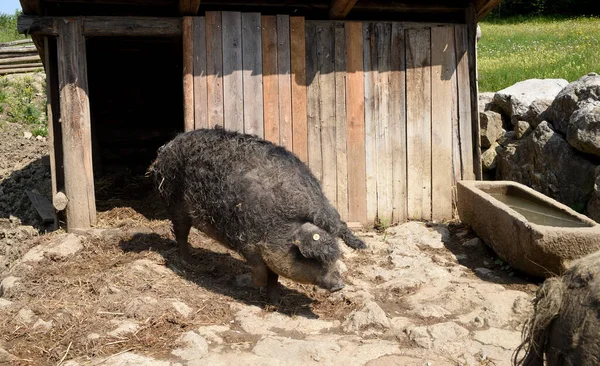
[0,39,43,75]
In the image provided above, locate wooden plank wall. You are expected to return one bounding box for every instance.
[184,13,476,225]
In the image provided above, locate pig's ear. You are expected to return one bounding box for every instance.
[294,234,340,263]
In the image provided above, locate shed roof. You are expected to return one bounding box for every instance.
[20,0,501,22]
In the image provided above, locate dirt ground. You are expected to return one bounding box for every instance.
[0,110,540,366]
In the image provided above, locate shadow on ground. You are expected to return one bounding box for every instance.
[432,222,542,289]
[119,232,319,318]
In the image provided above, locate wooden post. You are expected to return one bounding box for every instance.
[466,3,483,180]
[183,16,194,132]
[57,18,96,229]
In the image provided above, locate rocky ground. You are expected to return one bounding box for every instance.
[0,76,540,365]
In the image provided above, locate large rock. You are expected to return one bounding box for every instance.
[546,73,600,134]
[480,110,504,148]
[482,143,502,172]
[493,79,568,125]
[566,101,600,158]
[586,168,600,222]
[496,121,597,211]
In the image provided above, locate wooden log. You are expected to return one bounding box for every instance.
[193,16,208,129]
[0,52,39,60]
[0,55,41,65]
[329,0,359,19]
[390,22,407,224]
[345,21,367,225]
[82,17,182,37]
[26,190,55,224]
[406,27,432,221]
[317,22,337,206]
[277,15,293,151]
[431,26,456,222]
[334,22,348,221]
[0,46,37,54]
[57,19,96,229]
[262,15,279,144]
[290,17,308,162]
[0,62,43,70]
[179,0,201,15]
[241,12,264,137]
[363,22,378,224]
[305,22,322,182]
[183,16,195,132]
[20,0,42,15]
[0,39,34,48]
[0,66,44,75]
[455,24,474,180]
[206,12,224,128]
[222,12,243,132]
[467,3,483,180]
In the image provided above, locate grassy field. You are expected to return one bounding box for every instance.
[478,15,600,92]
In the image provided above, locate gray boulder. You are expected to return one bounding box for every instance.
[586,168,600,222]
[480,110,504,148]
[493,79,568,125]
[496,121,597,211]
[479,92,496,112]
[546,73,600,134]
[515,120,532,139]
[566,101,600,158]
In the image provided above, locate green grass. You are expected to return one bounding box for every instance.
[478,15,600,92]
[0,11,27,43]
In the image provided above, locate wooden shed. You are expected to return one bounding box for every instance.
[17,0,500,230]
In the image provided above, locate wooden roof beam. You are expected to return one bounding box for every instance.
[179,0,201,15]
[475,0,501,20]
[18,15,183,37]
[329,0,358,19]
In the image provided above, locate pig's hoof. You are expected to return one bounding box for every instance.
[345,236,367,250]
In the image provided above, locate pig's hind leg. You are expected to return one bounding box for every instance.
[170,210,194,262]
[244,253,281,305]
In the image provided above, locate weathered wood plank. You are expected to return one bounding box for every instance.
[431,26,455,222]
[305,22,322,182]
[334,22,348,221]
[345,21,367,224]
[57,19,96,229]
[193,16,208,129]
[222,12,243,132]
[0,39,34,48]
[406,27,432,221]
[455,24,474,180]
[44,36,60,228]
[363,22,378,224]
[242,13,263,137]
[277,15,293,150]
[467,3,482,180]
[317,22,337,206]
[375,22,393,224]
[329,0,359,19]
[390,22,407,224]
[183,16,194,132]
[26,190,55,224]
[206,11,224,128]
[290,17,308,162]
[261,15,279,144]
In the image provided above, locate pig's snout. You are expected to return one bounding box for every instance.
[328,283,345,292]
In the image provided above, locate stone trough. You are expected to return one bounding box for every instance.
[457,180,600,278]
